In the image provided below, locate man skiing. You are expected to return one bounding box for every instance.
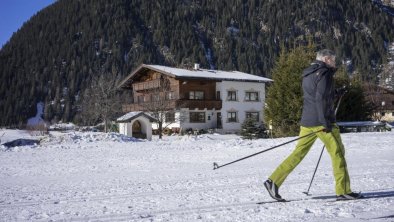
[264,49,363,201]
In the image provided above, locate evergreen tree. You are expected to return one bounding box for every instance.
[264,44,316,137]
[0,0,393,126]
[240,118,267,140]
[334,67,374,121]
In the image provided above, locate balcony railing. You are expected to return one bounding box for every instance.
[176,99,222,110]
[132,79,161,91]
[122,99,222,112]
[122,100,176,112]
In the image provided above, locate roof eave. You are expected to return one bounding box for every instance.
[118,64,273,89]
[117,64,147,89]
[175,76,271,83]
[117,64,178,89]
[117,112,157,123]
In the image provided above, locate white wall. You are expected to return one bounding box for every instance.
[131,117,153,140]
[155,109,217,131]
[118,122,132,136]
[147,81,266,134]
[216,81,265,132]
[151,112,182,130]
[178,108,217,130]
[118,116,153,140]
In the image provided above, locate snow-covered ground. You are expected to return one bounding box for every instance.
[0,129,393,221]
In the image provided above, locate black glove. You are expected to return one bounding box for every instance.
[322,126,332,133]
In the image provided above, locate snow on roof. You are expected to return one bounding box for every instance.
[117,111,156,122]
[117,112,143,122]
[146,64,272,82]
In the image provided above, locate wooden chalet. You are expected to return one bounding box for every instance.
[117,64,272,135]
[364,84,394,122]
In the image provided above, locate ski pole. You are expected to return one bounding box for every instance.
[303,145,325,195]
[303,91,346,195]
[213,129,323,170]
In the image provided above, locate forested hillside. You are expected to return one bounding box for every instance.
[0,0,393,126]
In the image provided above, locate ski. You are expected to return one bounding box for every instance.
[257,198,308,205]
[257,200,293,204]
[257,193,372,205]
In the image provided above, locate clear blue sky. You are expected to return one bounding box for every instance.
[0,0,55,48]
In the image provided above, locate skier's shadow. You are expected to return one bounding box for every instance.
[312,190,394,200]
[310,190,394,220]
[361,190,394,199]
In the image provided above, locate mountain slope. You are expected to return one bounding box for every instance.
[0,0,393,126]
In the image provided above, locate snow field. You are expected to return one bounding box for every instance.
[0,130,393,221]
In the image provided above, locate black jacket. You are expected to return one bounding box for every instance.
[300,60,337,131]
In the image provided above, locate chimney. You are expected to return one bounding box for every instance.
[194,63,200,70]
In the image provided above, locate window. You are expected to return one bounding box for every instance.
[227,112,237,122]
[216,91,221,100]
[245,92,259,101]
[227,91,237,101]
[381,112,385,116]
[246,112,259,122]
[189,91,204,100]
[165,91,175,100]
[165,112,175,122]
[137,95,144,103]
[151,94,160,102]
[190,112,205,123]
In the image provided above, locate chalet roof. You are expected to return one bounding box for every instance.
[118,64,272,88]
[116,111,156,123]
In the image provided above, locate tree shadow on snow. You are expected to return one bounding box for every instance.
[2,139,40,150]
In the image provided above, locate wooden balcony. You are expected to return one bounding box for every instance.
[176,99,222,110]
[132,79,161,91]
[122,99,222,112]
[122,100,176,112]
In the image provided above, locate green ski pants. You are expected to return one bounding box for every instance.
[269,125,352,195]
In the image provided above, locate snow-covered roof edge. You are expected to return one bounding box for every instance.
[118,64,272,89]
[117,111,157,123]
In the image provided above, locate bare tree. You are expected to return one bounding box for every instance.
[137,77,186,139]
[379,62,394,90]
[79,71,123,132]
[364,82,387,121]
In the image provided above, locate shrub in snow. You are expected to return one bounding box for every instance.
[241,118,268,140]
[49,122,76,131]
[26,122,49,136]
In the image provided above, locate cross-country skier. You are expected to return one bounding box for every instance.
[264,49,363,201]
